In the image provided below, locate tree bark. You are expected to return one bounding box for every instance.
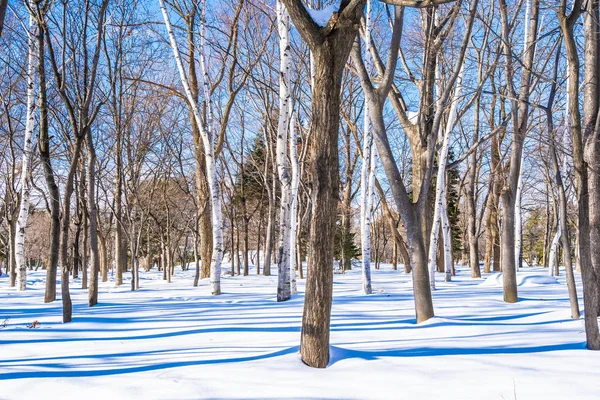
[0,0,7,38]
[276,0,293,302]
[498,0,539,303]
[15,8,37,292]
[37,22,61,302]
[282,0,366,368]
[557,0,598,346]
[159,0,222,294]
[87,128,101,307]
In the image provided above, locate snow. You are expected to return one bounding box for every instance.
[1,264,600,399]
[407,110,419,124]
[305,2,339,27]
[482,272,560,287]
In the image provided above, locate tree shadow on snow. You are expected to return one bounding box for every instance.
[328,341,587,367]
[0,345,301,380]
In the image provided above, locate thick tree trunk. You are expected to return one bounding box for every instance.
[60,139,84,322]
[583,0,600,346]
[299,45,342,369]
[38,25,61,303]
[557,0,598,346]
[351,3,435,322]
[281,0,367,367]
[498,0,539,303]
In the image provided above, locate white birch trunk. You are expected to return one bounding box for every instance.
[428,66,465,289]
[276,0,292,302]
[159,0,222,294]
[15,12,37,292]
[548,223,560,276]
[199,0,223,294]
[289,109,299,295]
[514,151,525,272]
[549,80,570,276]
[359,0,374,295]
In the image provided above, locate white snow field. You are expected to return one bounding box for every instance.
[1,264,599,400]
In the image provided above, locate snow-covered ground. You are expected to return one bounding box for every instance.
[1,264,599,399]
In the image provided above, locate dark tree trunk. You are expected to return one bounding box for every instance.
[81,177,89,291]
[115,119,125,286]
[282,0,367,368]
[73,223,80,280]
[87,129,100,307]
[8,221,16,287]
[581,0,600,348]
[60,138,84,323]
[188,24,213,281]
[37,27,61,304]
[0,0,7,38]
[194,226,200,286]
[466,96,481,278]
[558,0,599,347]
[243,215,250,276]
[100,234,108,282]
[264,200,275,276]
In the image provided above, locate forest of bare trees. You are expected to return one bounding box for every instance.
[1,0,600,370]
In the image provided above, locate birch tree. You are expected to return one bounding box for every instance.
[28,0,61,303]
[359,0,375,295]
[276,0,292,302]
[427,65,465,290]
[289,109,299,295]
[15,6,37,292]
[159,0,223,295]
[514,152,525,271]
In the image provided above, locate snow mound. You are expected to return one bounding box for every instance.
[518,275,560,286]
[481,273,559,287]
[480,274,503,286]
[305,3,339,27]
